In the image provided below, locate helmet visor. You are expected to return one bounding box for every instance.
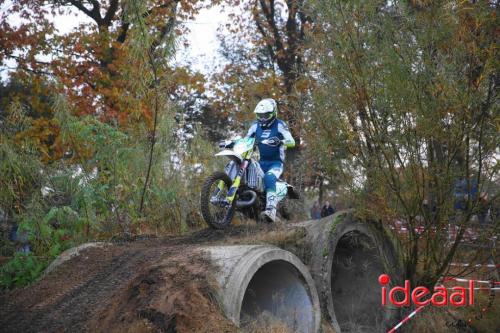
[256,112,273,121]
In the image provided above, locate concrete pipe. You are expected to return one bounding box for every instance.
[201,245,321,333]
[284,211,403,333]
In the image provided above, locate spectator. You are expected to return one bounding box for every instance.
[321,201,335,218]
[477,192,490,226]
[422,198,437,222]
[310,201,321,220]
[453,178,478,211]
[9,224,31,253]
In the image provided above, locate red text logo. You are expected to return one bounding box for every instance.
[379,274,474,307]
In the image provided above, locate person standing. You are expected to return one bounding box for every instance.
[321,201,335,218]
[310,201,321,220]
[477,192,490,226]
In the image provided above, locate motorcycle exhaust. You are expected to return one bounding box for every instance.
[236,190,257,208]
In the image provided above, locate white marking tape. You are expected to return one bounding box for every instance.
[450,263,499,268]
[444,287,500,291]
[443,277,500,285]
[387,305,426,333]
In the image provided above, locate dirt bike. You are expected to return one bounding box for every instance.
[200,137,299,229]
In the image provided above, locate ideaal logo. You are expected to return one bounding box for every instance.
[379,274,474,307]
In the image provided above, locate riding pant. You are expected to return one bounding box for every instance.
[259,160,283,193]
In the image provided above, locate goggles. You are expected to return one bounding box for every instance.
[256,112,274,120]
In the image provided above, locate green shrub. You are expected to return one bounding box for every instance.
[0,252,47,289]
[0,93,222,289]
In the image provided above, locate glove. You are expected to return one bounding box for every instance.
[262,137,282,147]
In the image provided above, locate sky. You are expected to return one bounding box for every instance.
[172,6,229,74]
[0,2,228,81]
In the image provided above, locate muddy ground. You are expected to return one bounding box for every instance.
[2,222,497,333]
[0,225,280,333]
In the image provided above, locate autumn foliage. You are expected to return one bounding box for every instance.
[0,0,498,302]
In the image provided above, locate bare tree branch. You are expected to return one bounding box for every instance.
[103,0,119,26]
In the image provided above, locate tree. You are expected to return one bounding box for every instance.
[0,0,226,288]
[214,0,312,133]
[309,0,498,288]
[1,0,205,126]
[207,1,320,210]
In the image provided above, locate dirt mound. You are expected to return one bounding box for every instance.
[0,235,240,333]
[92,250,235,333]
[0,224,291,333]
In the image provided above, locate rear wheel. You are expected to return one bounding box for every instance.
[200,171,236,229]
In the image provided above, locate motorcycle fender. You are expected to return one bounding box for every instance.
[215,150,243,163]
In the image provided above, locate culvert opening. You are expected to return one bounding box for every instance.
[331,231,386,332]
[240,260,315,333]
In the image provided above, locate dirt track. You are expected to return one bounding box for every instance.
[0,226,275,333]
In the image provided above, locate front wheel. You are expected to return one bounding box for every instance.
[200,171,236,229]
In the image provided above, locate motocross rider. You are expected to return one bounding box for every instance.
[246,98,295,223]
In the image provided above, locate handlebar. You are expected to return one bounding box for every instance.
[218,138,284,149]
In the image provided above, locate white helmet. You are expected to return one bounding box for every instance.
[254,98,278,127]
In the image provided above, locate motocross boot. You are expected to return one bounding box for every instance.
[260,191,279,223]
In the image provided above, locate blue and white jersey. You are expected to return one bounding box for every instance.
[246,119,295,162]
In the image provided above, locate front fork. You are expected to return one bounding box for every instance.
[225,160,249,204]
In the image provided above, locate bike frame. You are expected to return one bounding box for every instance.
[216,142,255,205]
[225,149,253,204]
